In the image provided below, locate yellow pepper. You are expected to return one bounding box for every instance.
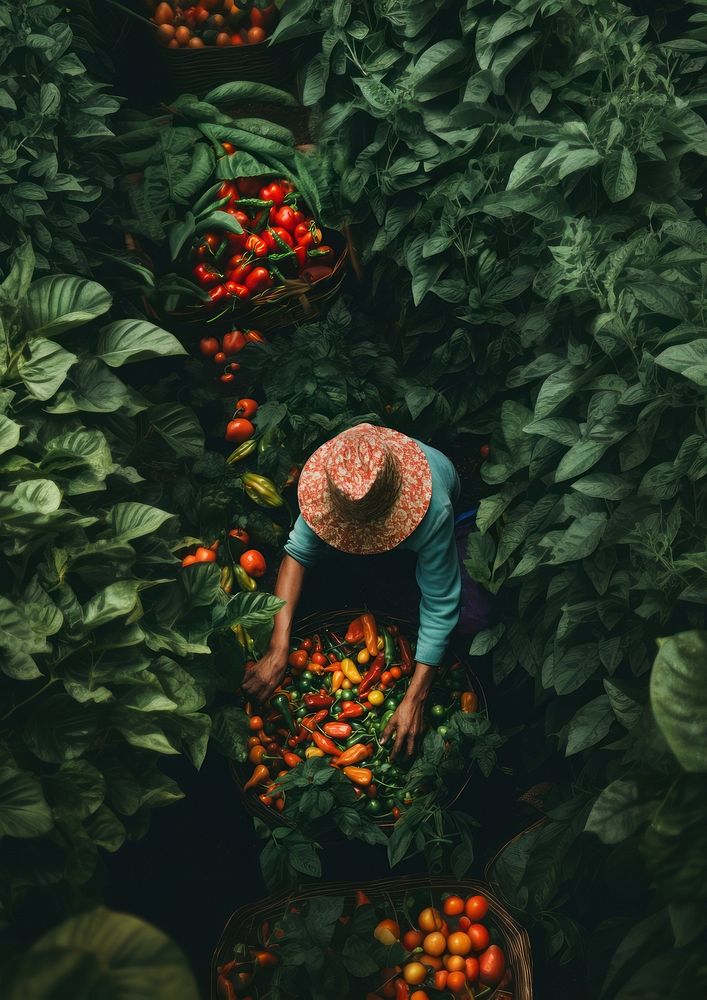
[357,648,370,665]
[331,669,345,692]
[341,678,352,690]
[341,658,363,684]
[232,623,247,646]
[368,689,385,707]
[376,636,384,651]
[305,747,325,759]
[220,565,234,594]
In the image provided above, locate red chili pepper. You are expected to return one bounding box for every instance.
[345,616,365,643]
[361,613,379,657]
[282,751,303,768]
[358,653,385,697]
[311,730,341,756]
[244,266,274,294]
[303,692,334,709]
[245,234,268,257]
[225,281,251,299]
[322,722,352,739]
[208,284,229,304]
[193,262,221,287]
[394,978,409,1000]
[338,701,365,719]
[398,634,414,674]
[355,889,371,907]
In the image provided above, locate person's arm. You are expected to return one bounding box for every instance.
[241,555,306,702]
[241,515,326,702]
[382,508,461,758]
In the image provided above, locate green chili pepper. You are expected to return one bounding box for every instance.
[271,693,297,735]
[383,629,395,667]
[233,198,274,209]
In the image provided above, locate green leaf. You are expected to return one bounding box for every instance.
[571,473,633,500]
[0,414,21,456]
[654,340,707,387]
[585,779,656,844]
[109,502,174,542]
[82,581,143,631]
[8,907,199,1000]
[565,694,614,755]
[148,404,204,458]
[204,81,298,107]
[23,276,112,338]
[601,148,637,202]
[0,765,53,838]
[18,337,77,400]
[96,320,187,368]
[650,631,707,772]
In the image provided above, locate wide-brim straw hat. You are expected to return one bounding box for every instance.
[297,423,432,555]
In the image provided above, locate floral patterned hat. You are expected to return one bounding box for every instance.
[297,423,432,555]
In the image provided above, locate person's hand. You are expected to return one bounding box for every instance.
[381,689,427,760]
[241,645,288,703]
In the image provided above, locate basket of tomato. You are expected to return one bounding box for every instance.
[234,611,487,827]
[148,0,293,94]
[171,171,349,334]
[212,878,532,999]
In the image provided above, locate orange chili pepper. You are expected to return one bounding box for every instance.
[361,613,379,657]
[331,669,345,692]
[244,763,270,790]
[333,742,373,767]
[248,745,267,764]
[254,949,279,968]
[461,691,478,713]
[345,616,364,643]
[342,766,373,786]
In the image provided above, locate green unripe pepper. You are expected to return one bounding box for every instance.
[383,629,395,667]
[271,693,297,735]
[340,689,354,701]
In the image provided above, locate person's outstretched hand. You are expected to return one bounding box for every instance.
[241,645,288,703]
[381,689,426,759]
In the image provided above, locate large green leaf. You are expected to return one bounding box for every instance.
[148,403,204,458]
[654,340,707,387]
[0,413,21,455]
[7,907,199,1000]
[23,275,111,337]
[0,765,54,838]
[109,502,175,542]
[96,320,187,368]
[650,631,707,772]
[18,337,77,400]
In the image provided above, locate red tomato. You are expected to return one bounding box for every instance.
[223,330,247,355]
[214,351,227,365]
[446,971,467,994]
[479,946,505,985]
[218,181,238,201]
[310,652,328,666]
[259,182,286,205]
[250,3,277,29]
[288,649,308,669]
[220,373,235,383]
[194,546,217,563]
[465,896,489,921]
[230,32,243,44]
[240,549,266,578]
[224,418,255,443]
[272,206,298,231]
[199,336,220,357]
[229,528,250,544]
[222,142,236,154]
[468,924,490,952]
[244,267,274,293]
[465,958,480,982]
[235,398,258,419]
[479,444,490,458]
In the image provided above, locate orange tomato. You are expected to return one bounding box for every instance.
[153,1,173,23]
[175,25,190,43]
[444,955,466,973]
[390,666,402,680]
[374,919,400,946]
[458,916,471,932]
[464,895,489,921]
[248,715,263,731]
[188,35,204,45]
[402,929,424,951]
[422,932,446,957]
[468,924,490,951]
[465,957,480,982]
[216,31,230,45]
[419,954,443,971]
[418,907,443,933]
[248,25,266,43]
[410,993,430,1000]
[403,963,427,986]
[156,23,175,43]
[447,971,467,994]
[447,932,472,956]
[434,970,448,990]
[442,895,465,917]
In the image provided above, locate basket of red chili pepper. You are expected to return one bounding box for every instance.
[167,171,350,335]
[233,610,488,829]
[212,877,532,1000]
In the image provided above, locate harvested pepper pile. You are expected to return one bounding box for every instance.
[240,614,480,820]
[215,886,516,1000]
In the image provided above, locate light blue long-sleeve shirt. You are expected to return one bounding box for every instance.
[285,441,461,666]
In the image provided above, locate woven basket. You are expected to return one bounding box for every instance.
[233,608,488,830]
[212,875,533,1000]
[162,39,298,97]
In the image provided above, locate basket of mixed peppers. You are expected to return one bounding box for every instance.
[236,612,484,825]
[182,169,348,331]
[212,877,532,1000]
